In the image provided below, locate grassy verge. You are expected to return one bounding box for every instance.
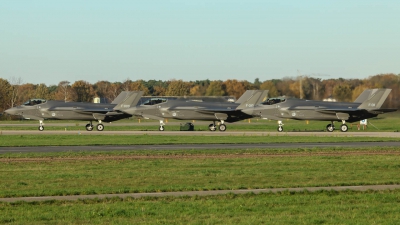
[2,148,400,197]
[1,134,399,147]
[2,190,400,224]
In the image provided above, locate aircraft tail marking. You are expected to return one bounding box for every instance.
[113,91,144,111]
[357,89,391,110]
[236,90,269,110]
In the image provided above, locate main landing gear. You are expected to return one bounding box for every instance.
[208,121,226,132]
[326,120,348,132]
[38,120,44,131]
[159,120,165,131]
[85,121,105,131]
[277,121,284,132]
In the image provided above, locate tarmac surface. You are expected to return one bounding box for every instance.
[1,130,400,137]
[1,185,400,203]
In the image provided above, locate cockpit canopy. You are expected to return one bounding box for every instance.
[261,97,286,105]
[141,98,167,106]
[23,99,47,106]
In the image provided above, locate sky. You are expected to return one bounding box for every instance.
[1,0,400,86]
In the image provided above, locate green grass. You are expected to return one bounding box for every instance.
[2,190,400,224]
[0,134,399,147]
[2,148,400,197]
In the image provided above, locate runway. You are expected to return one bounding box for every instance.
[1,184,400,203]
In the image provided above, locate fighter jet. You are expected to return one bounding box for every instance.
[114,90,269,131]
[4,91,143,131]
[242,88,396,132]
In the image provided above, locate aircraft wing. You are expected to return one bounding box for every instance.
[194,108,237,114]
[21,115,44,120]
[315,108,397,114]
[48,107,112,114]
[75,108,114,113]
[315,108,368,115]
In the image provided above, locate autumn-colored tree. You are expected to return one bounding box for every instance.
[222,79,247,99]
[128,80,150,95]
[189,85,201,96]
[189,80,209,96]
[205,80,225,96]
[107,82,123,100]
[34,83,50,99]
[351,85,368,101]
[306,77,324,100]
[53,81,72,101]
[122,78,132,91]
[253,78,262,89]
[71,80,95,102]
[321,79,337,99]
[260,81,279,97]
[0,78,12,112]
[93,81,111,102]
[144,80,167,96]
[276,78,295,97]
[16,84,36,105]
[289,81,301,98]
[333,83,352,101]
[165,80,190,96]
[153,85,166,96]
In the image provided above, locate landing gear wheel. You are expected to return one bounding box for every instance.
[208,124,216,131]
[326,124,334,132]
[38,126,44,131]
[159,126,164,131]
[96,124,104,131]
[218,124,227,132]
[340,124,348,132]
[86,124,93,131]
[277,126,283,132]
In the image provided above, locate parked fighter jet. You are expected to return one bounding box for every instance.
[4,91,143,131]
[114,90,269,131]
[242,89,396,132]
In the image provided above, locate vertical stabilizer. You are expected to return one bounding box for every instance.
[236,90,269,110]
[111,91,133,104]
[353,89,373,103]
[235,90,255,104]
[113,91,144,110]
[358,89,391,110]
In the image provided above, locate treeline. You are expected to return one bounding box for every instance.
[0,73,399,112]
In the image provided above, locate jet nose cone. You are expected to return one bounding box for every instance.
[4,107,19,116]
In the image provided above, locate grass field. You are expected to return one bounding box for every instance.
[1,114,400,224]
[2,190,400,224]
[1,148,400,224]
[2,148,400,198]
[0,134,399,147]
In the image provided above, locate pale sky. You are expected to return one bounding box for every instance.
[1,0,399,86]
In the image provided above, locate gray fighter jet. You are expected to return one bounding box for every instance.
[4,91,143,131]
[115,90,269,131]
[242,89,396,132]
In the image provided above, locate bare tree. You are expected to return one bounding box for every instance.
[9,76,23,107]
[59,81,70,102]
[122,78,132,91]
